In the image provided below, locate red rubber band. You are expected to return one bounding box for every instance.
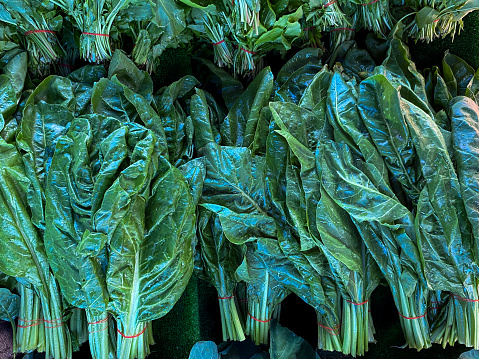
[117,325,147,339]
[82,32,109,37]
[241,48,256,55]
[59,63,74,69]
[44,316,64,324]
[303,27,315,31]
[88,318,108,325]
[218,294,235,300]
[24,30,55,36]
[397,312,426,320]
[18,323,42,329]
[346,299,369,306]
[452,294,479,303]
[429,306,442,310]
[248,312,271,323]
[317,323,340,336]
[329,28,356,32]
[324,0,337,7]
[212,40,225,45]
[362,0,380,5]
[45,323,64,329]
[240,298,248,302]
[17,319,42,329]
[89,326,108,334]
[433,19,440,23]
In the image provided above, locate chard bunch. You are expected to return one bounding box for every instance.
[0,0,64,75]
[350,0,394,37]
[50,0,131,62]
[402,0,479,42]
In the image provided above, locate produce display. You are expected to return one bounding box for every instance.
[0,1,478,359]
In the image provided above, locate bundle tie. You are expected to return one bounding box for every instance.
[88,318,108,325]
[397,312,426,320]
[218,294,235,300]
[362,0,381,5]
[212,40,225,45]
[44,316,65,324]
[44,316,65,329]
[346,299,369,306]
[45,323,64,329]
[451,294,479,303]
[429,301,443,310]
[82,32,110,37]
[323,0,338,7]
[240,48,256,55]
[25,30,55,36]
[17,318,42,329]
[59,63,74,69]
[317,323,340,336]
[248,312,271,323]
[88,317,108,334]
[303,27,315,31]
[117,325,147,339]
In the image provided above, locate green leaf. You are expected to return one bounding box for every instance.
[108,50,154,101]
[0,288,19,321]
[451,97,479,249]
[269,321,320,359]
[402,98,477,294]
[16,75,75,229]
[221,67,273,147]
[200,143,276,245]
[442,52,475,97]
[358,74,421,202]
[320,141,409,228]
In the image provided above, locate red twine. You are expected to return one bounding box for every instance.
[362,0,381,5]
[117,325,147,339]
[82,32,110,37]
[303,27,316,31]
[44,316,65,324]
[346,299,369,306]
[18,316,67,329]
[317,323,340,336]
[17,318,42,329]
[218,294,235,300]
[323,0,338,7]
[45,323,64,329]
[397,312,426,320]
[24,30,55,36]
[59,63,74,69]
[89,317,108,334]
[88,318,108,325]
[212,40,225,45]
[451,294,479,303]
[44,316,65,329]
[248,312,271,323]
[240,48,256,55]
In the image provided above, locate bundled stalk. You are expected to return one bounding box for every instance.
[352,0,393,37]
[16,284,46,354]
[69,309,88,352]
[237,247,289,345]
[403,0,479,42]
[50,0,131,62]
[196,208,245,342]
[0,0,64,74]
